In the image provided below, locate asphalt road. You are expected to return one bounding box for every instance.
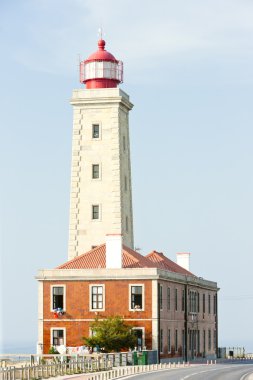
[125,363,253,380]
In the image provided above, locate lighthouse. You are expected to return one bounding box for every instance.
[68,39,134,260]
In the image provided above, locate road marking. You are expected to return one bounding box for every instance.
[240,371,253,380]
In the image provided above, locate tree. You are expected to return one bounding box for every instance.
[83,316,137,352]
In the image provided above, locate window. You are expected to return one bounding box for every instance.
[51,329,65,346]
[203,330,206,354]
[175,329,178,352]
[130,285,143,310]
[197,292,200,313]
[182,329,185,355]
[189,291,198,313]
[92,205,99,220]
[167,329,171,352]
[203,294,206,314]
[92,164,99,179]
[208,294,211,314]
[159,284,163,310]
[167,287,170,310]
[90,285,104,310]
[92,124,100,138]
[126,216,129,232]
[123,136,126,151]
[175,288,178,311]
[160,329,163,353]
[51,286,65,311]
[124,175,128,191]
[213,294,217,315]
[208,329,211,351]
[182,289,185,311]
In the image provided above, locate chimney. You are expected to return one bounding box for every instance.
[176,252,191,271]
[105,234,122,269]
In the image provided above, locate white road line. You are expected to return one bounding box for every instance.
[240,370,253,380]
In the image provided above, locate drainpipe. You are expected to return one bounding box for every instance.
[215,292,218,358]
[157,283,160,364]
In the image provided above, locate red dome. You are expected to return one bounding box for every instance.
[85,39,118,63]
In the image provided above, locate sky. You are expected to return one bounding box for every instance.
[1,0,253,353]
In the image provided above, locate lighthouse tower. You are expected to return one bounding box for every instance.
[68,39,134,260]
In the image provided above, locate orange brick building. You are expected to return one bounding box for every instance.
[37,236,218,361]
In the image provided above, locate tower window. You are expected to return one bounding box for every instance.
[92,124,100,139]
[124,175,128,191]
[126,216,129,232]
[92,205,99,220]
[123,135,126,151]
[92,164,100,179]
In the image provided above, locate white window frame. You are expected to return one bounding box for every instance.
[91,123,102,140]
[50,327,66,347]
[129,284,145,311]
[89,284,105,312]
[132,327,145,350]
[50,285,66,312]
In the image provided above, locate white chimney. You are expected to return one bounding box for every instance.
[176,252,191,271]
[105,234,122,269]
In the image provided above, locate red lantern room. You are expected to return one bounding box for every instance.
[80,39,123,89]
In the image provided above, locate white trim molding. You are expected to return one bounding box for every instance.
[89,284,105,312]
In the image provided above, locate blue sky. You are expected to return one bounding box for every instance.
[1,0,253,353]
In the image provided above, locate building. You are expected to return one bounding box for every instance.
[37,38,219,361]
[68,39,134,259]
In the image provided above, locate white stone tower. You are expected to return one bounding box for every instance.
[68,39,134,260]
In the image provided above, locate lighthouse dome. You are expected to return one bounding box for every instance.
[80,39,123,89]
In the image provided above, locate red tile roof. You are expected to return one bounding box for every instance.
[56,245,194,276]
[57,244,156,270]
[146,250,194,276]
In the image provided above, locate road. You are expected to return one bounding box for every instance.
[125,363,253,380]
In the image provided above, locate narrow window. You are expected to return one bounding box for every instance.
[91,286,103,310]
[126,216,129,232]
[92,124,100,138]
[182,289,185,311]
[175,329,178,351]
[92,164,99,179]
[213,330,216,351]
[167,287,170,310]
[52,329,64,346]
[160,329,163,353]
[52,287,64,310]
[134,329,143,351]
[159,284,163,310]
[92,205,99,220]
[208,329,211,351]
[182,329,185,355]
[203,294,206,314]
[213,294,217,315]
[168,329,171,352]
[123,135,126,151]
[197,292,200,313]
[175,288,178,311]
[131,286,143,309]
[124,175,128,191]
[203,330,206,354]
[208,294,211,314]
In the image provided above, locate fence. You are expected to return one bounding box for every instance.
[0,356,112,380]
[0,361,193,380]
